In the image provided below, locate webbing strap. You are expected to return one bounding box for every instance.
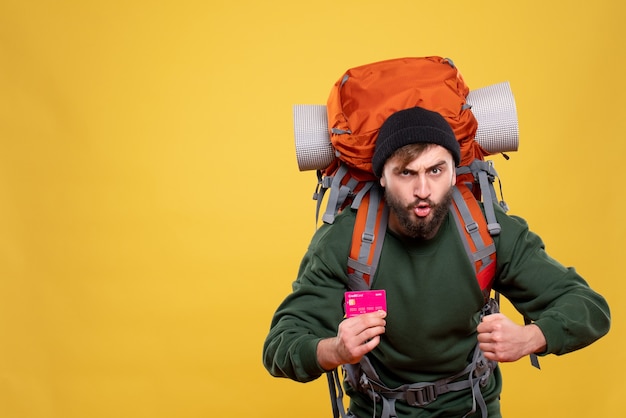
[346,258,373,279]
[358,185,382,265]
[346,267,371,292]
[351,182,374,209]
[476,169,501,236]
[524,316,542,369]
[468,160,502,235]
[327,370,349,418]
[381,397,397,418]
[462,341,491,418]
[313,170,328,226]
[369,201,389,286]
[321,164,351,224]
[464,299,500,418]
[318,164,375,226]
[451,186,494,269]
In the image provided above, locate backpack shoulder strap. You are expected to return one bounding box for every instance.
[346,183,388,291]
[450,183,497,299]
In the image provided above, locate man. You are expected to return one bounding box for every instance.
[263,107,610,417]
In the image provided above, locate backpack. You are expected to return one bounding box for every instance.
[292,56,534,418]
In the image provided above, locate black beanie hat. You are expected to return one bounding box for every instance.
[372,107,460,177]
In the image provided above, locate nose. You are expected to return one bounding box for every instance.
[413,175,431,199]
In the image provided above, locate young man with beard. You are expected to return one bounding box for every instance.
[263,107,610,417]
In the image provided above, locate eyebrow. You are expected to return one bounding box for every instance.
[394,159,448,174]
[428,160,448,171]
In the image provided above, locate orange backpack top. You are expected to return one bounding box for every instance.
[326,56,483,174]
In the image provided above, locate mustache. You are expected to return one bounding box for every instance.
[407,198,434,209]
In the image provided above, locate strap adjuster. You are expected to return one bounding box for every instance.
[361,232,375,243]
[465,221,479,234]
[405,384,437,407]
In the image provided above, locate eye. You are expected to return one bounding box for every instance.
[430,167,442,175]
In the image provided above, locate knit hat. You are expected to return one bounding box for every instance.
[372,107,460,177]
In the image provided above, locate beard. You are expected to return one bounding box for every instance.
[384,188,453,240]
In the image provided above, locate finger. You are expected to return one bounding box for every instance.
[477,320,495,334]
[481,350,498,361]
[481,313,504,323]
[363,335,381,349]
[360,310,388,322]
[343,338,380,364]
[476,332,493,343]
[347,313,387,333]
[358,324,386,342]
[478,341,490,353]
[339,320,384,342]
[477,313,506,333]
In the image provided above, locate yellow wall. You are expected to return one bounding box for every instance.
[0,1,623,417]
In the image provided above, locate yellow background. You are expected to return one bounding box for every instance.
[0,1,623,417]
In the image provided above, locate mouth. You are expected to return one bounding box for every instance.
[413,202,432,218]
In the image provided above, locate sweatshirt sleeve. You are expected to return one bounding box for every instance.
[262,219,352,382]
[493,210,611,355]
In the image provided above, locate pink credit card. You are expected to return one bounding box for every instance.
[345,290,387,318]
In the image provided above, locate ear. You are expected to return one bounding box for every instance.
[380,175,387,188]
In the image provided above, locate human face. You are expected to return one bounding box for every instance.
[380,144,456,240]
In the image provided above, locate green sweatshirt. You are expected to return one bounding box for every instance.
[263,204,610,417]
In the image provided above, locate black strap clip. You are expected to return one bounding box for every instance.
[404,384,437,407]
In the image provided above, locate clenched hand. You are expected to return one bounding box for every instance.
[477,313,546,362]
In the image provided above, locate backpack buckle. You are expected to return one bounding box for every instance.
[465,221,479,234]
[361,232,375,243]
[405,384,437,407]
